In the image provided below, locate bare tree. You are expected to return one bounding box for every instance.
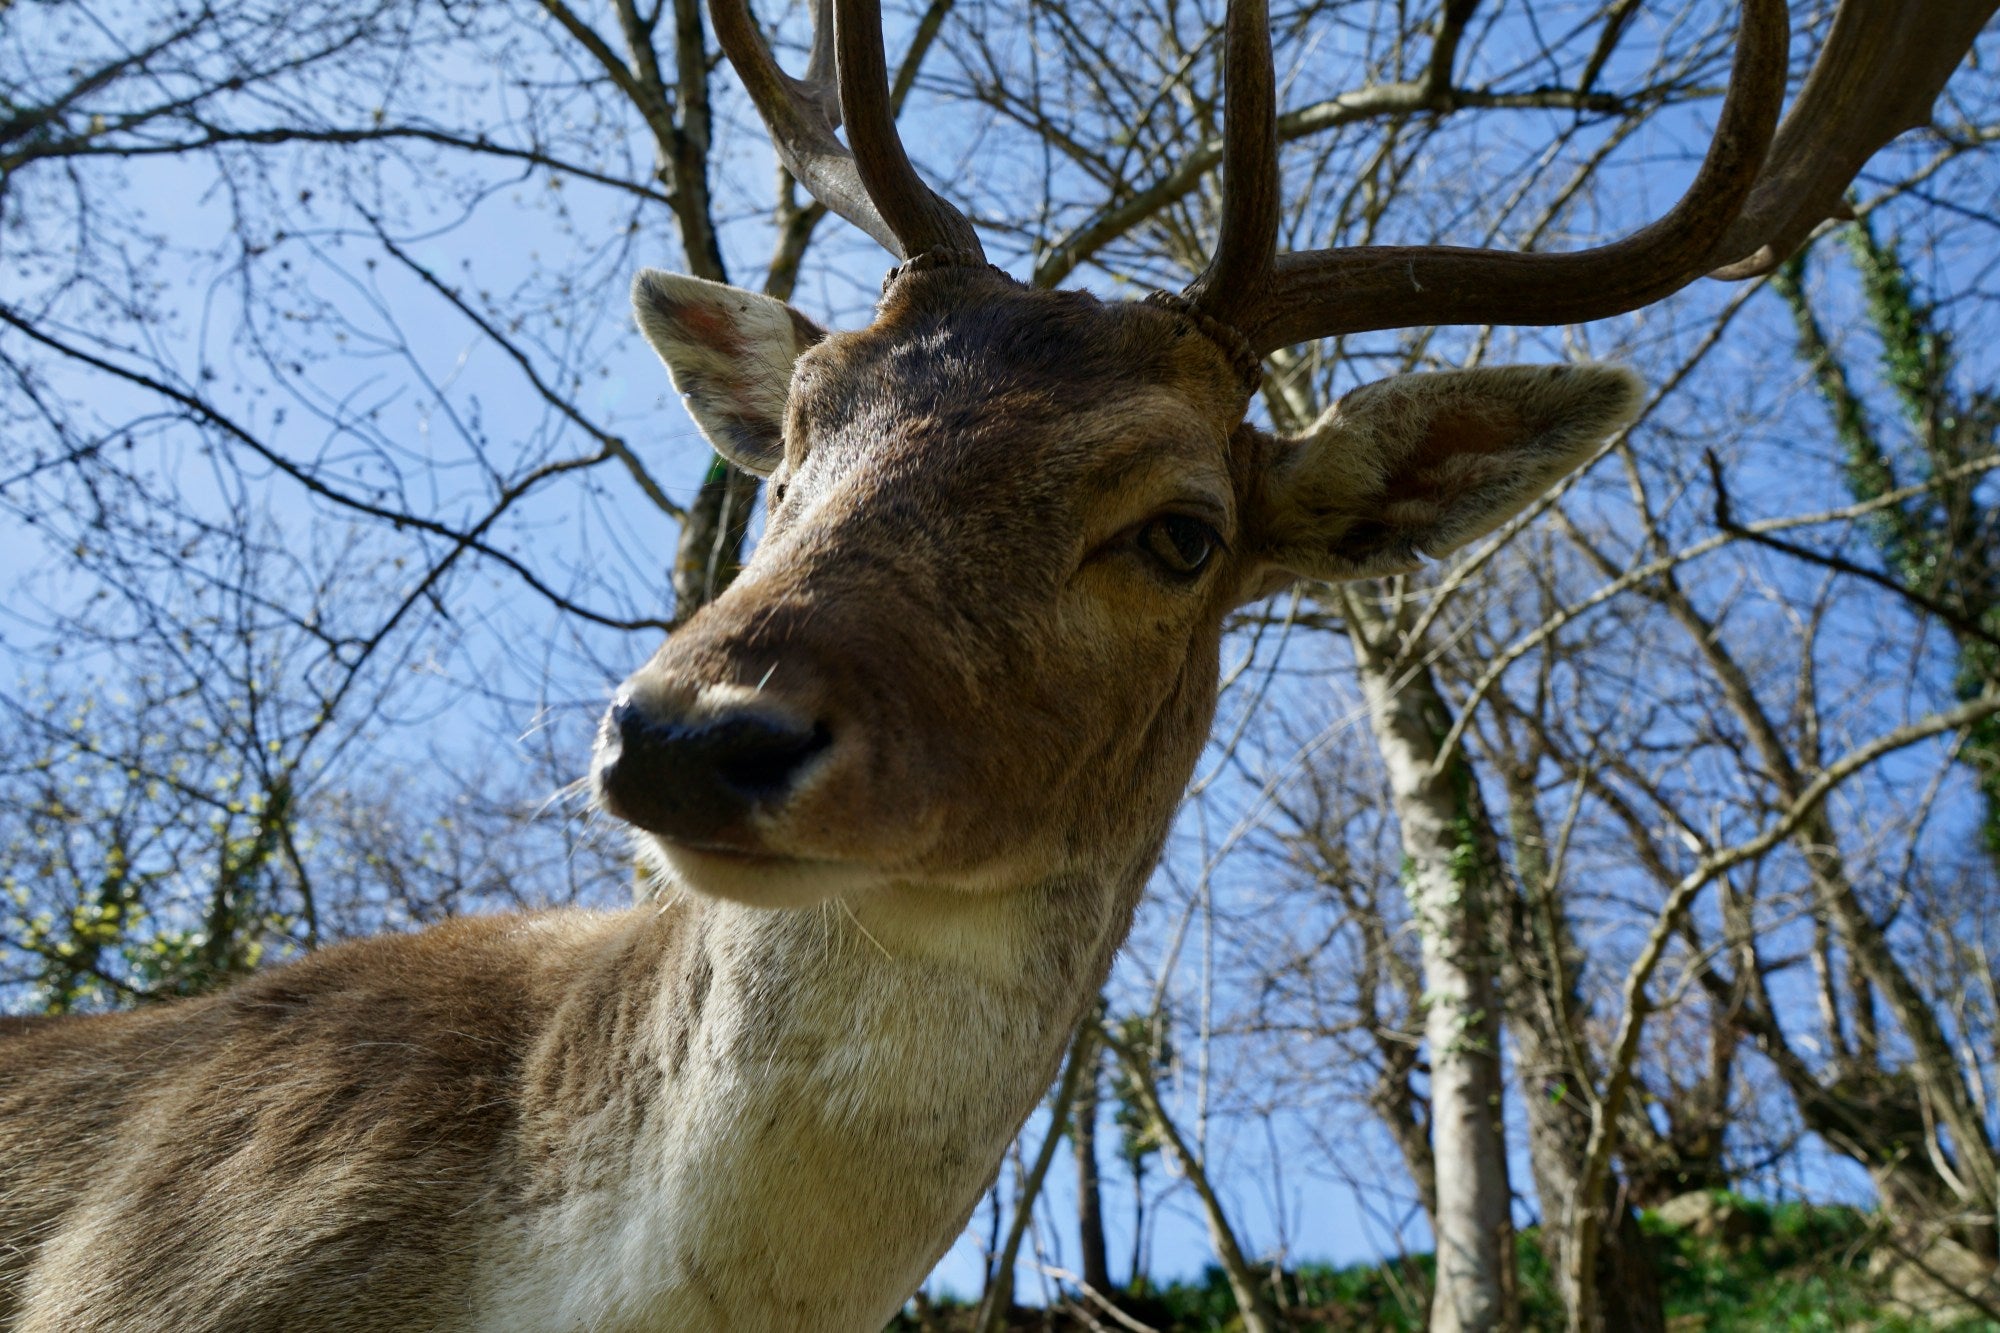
[1773,218,2000,870]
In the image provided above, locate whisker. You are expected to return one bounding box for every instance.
[835,898,893,962]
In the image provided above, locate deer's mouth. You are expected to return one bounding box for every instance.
[656,834,790,864]
[638,833,886,909]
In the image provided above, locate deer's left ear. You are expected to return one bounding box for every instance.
[633,270,826,476]
[1239,364,1641,600]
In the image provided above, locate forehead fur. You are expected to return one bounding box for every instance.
[790,268,1250,433]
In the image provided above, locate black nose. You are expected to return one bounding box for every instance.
[597,701,832,843]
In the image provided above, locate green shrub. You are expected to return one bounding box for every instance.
[888,1205,1999,1331]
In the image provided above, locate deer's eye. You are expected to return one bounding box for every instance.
[1137,514,1218,578]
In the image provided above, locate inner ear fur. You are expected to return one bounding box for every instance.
[1249,363,1643,592]
[632,271,825,476]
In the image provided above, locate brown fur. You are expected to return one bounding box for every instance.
[0,911,688,1330]
[640,271,1257,876]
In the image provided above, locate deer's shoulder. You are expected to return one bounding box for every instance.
[0,906,696,1333]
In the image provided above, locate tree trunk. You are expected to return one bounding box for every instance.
[1371,1038,1440,1222]
[1074,1008,1113,1302]
[1348,598,1515,1333]
[1499,763,1665,1333]
[669,454,759,625]
[1128,1172,1148,1291]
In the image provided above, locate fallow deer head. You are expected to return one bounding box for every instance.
[594,0,1988,911]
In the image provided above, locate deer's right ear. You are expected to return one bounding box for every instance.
[1238,363,1642,602]
[632,271,826,476]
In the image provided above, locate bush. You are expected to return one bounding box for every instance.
[889,1206,1999,1331]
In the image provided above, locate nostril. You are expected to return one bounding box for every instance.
[710,718,832,799]
[611,698,662,752]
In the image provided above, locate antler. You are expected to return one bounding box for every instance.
[710,0,981,261]
[1186,0,1995,355]
[1709,0,2000,278]
[1178,0,1280,331]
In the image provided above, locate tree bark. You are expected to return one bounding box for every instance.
[1499,763,1664,1333]
[1347,595,1515,1333]
[669,455,759,624]
[1074,1005,1114,1301]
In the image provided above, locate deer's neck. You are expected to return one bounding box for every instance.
[476,863,1142,1333]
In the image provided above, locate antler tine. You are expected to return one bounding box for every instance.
[803,0,837,92]
[709,0,896,253]
[1710,0,2000,279]
[708,0,981,262]
[1238,0,1791,354]
[1181,0,1281,331]
[833,0,984,259]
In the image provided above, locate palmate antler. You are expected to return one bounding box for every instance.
[712,0,1996,349]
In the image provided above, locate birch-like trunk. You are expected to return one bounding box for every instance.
[1349,602,1514,1333]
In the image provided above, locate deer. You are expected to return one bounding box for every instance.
[2,1,1990,1330]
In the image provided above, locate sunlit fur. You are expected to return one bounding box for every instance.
[0,263,1638,1332]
